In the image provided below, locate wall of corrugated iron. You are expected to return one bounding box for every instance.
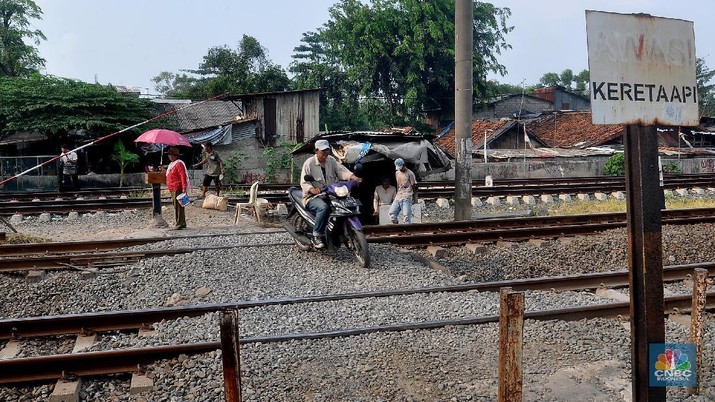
[243,91,320,145]
[474,97,553,120]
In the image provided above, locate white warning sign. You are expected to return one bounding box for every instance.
[586,10,698,126]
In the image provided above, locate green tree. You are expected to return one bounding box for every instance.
[151,71,201,98]
[574,69,590,95]
[291,30,367,130]
[482,79,534,99]
[558,69,574,89]
[153,35,291,99]
[112,140,139,187]
[0,0,45,77]
[696,57,715,117]
[538,72,559,88]
[0,75,156,139]
[290,0,512,128]
[538,68,589,96]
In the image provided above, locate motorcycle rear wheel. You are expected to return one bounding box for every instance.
[347,227,370,268]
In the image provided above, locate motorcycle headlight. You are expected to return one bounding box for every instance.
[334,185,349,198]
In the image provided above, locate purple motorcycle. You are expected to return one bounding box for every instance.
[284,176,370,268]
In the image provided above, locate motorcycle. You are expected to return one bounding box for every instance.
[284,175,370,268]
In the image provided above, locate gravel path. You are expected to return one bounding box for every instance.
[0,200,713,401]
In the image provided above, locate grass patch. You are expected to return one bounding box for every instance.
[664,195,715,209]
[1,233,49,244]
[548,199,626,215]
[221,189,247,197]
[128,189,151,199]
[547,196,715,215]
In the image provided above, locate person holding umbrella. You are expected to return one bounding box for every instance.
[163,147,189,230]
[134,129,193,228]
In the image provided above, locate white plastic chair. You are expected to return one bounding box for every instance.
[233,181,268,225]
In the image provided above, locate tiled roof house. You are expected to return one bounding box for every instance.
[435,119,548,157]
[527,111,623,149]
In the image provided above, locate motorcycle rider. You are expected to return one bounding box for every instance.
[300,139,362,249]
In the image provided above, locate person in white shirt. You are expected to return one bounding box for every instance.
[59,144,79,191]
[373,176,396,222]
[300,139,362,248]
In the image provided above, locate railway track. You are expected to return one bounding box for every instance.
[2,208,714,258]
[2,174,715,215]
[1,205,712,394]
[1,269,712,384]
[363,207,715,246]
[0,241,293,272]
[0,231,286,257]
[0,187,144,202]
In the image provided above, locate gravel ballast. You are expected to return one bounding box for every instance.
[0,200,713,401]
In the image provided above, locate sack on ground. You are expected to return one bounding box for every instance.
[202,194,228,211]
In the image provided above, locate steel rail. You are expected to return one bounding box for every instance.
[3,209,714,258]
[0,342,221,383]
[367,222,625,246]
[1,292,714,384]
[3,175,715,208]
[0,231,285,257]
[0,242,293,272]
[364,208,715,246]
[363,211,628,236]
[0,200,152,215]
[2,261,712,340]
[0,187,145,202]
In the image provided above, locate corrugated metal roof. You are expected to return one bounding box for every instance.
[0,132,47,146]
[159,101,244,133]
[484,147,616,159]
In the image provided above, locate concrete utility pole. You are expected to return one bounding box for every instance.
[454,0,473,221]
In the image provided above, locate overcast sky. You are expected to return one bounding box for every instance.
[32,0,715,94]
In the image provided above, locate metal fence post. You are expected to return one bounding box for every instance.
[498,287,524,402]
[688,268,708,395]
[220,309,242,402]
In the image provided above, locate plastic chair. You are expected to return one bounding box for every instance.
[235,181,260,224]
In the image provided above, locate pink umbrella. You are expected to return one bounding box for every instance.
[134,129,192,147]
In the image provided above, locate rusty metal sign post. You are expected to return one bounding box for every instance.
[587,10,698,402]
[623,127,665,401]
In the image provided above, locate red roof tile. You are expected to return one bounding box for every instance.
[435,120,512,156]
[528,111,623,148]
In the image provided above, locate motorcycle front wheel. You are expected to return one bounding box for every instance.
[289,214,312,251]
[346,226,370,268]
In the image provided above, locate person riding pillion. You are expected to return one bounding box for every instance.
[300,139,362,249]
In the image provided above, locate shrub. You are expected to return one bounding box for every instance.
[662,161,682,174]
[604,152,625,176]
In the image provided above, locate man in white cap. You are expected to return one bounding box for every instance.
[389,158,417,224]
[300,139,362,248]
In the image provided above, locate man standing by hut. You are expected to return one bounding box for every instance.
[389,158,417,224]
[193,142,225,198]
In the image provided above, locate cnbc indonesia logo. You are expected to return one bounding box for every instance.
[650,345,696,387]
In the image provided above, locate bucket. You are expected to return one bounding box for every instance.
[177,192,190,207]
